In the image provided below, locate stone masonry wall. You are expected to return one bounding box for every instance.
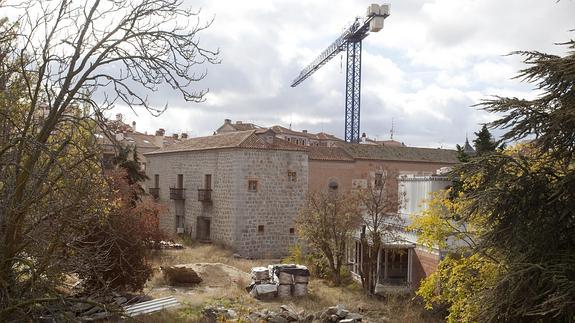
[232,149,308,258]
[145,148,308,258]
[145,150,236,247]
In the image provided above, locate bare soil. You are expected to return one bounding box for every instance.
[141,243,444,322]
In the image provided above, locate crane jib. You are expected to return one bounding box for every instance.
[290,12,387,88]
[289,4,390,143]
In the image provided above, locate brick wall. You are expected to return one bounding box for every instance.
[309,159,454,193]
[412,247,440,288]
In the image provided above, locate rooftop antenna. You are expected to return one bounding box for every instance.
[390,118,395,140]
[289,113,293,130]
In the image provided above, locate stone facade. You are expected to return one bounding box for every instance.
[145,146,308,259]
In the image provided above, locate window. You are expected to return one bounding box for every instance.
[154,174,159,188]
[289,228,295,234]
[177,174,184,188]
[288,171,297,182]
[248,180,258,192]
[258,225,265,233]
[204,174,212,189]
[328,180,338,191]
[375,173,383,188]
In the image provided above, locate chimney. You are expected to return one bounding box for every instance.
[302,130,307,133]
[155,128,165,136]
[172,133,179,139]
[224,119,231,124]
[236,121,242,124]
[116,113,123,122]
[131,121,136,132]
[181,132,188,139]
[361,132,367,143]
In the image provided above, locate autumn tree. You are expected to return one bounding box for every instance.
[0,0,216,319]
[355,169,404,295]
[296,191,361,285]
[77,169,166,292]
[412,40,575,322]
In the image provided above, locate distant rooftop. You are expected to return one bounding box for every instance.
[145,129,306,155]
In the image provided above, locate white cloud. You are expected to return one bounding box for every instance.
[90,0,575,147]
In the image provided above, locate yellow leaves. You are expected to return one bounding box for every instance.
[408,190,464,250]
[417,254,501,323]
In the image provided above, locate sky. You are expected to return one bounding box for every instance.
[110,0,575,148]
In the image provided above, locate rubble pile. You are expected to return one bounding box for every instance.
[38,293,150,321]
[247,264,310,299]
[202,304,365,323]
[202,306,238,322]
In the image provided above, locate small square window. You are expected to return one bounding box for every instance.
[248,180,258,192]
[375,173,383,188]
[288,171,297,182]
[289,228,295,234]
[258,225,265,233]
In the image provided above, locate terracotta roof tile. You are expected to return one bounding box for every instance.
[306,146,354,161]
[231,123,259,131]
[145,130,306,155]
[337,143,459,163]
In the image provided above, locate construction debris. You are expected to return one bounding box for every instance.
[202,304,365,323]
[158,240,184,249]
[247,264,310,299]
[123,296,180,317]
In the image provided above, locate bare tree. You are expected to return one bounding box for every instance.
[0,0,216,319]
[296,191,361,286]
[355,169,405,295]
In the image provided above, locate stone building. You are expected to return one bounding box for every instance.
[98,114,186,170]
[144,129,308,258]
[215,119,343,147]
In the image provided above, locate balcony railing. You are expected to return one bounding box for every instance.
[148,187,160,199]
[197,188,212,202]
[169,187,186,200]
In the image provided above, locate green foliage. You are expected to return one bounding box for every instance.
[455,144,470,163]
[295,191,361,286]
[472,125,498,155]
[284,243,330,280]
[414,40,575,322]
[113,145,148,185]
[417,254,501,323]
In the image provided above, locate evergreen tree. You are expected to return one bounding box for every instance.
[413,40,575,322]
[455,144,470,162]
[472,125,497,155]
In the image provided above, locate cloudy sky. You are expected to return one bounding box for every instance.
[113,0,574,148]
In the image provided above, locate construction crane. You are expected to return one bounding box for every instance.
[291,4,390,143]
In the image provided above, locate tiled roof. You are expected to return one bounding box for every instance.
[306,146,354,161]
[271,125,343,142]
[145,130,306,155]
[337,143,459,163]
[231,123,259,131]
[314,132,343,141]
[270,125,306,137]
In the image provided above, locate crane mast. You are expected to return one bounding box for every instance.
[291,4,390,143]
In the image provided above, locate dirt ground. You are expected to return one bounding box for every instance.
[141,243,444,323]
